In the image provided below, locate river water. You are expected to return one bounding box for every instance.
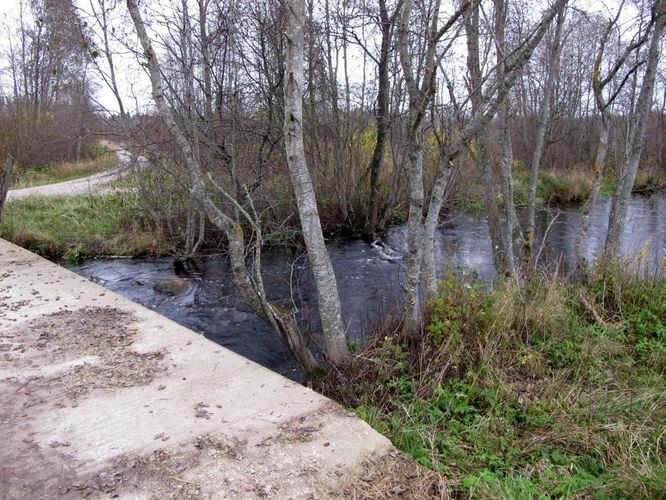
[67,193,666,379]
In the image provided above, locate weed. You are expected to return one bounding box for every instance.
[322,267,666,498]
[391,206,408,224]
[461,199,486,216]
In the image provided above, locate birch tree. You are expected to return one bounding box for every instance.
[398,0,565,337]
[397,0,471,337]
[525,4,565,259]
[575,2,651,265]
[284,0,351,367]
[126,0,323,376]
[605,0,665,258]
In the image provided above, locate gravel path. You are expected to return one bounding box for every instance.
[6,150,134,201]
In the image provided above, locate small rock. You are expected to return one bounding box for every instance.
[153,279,190,296]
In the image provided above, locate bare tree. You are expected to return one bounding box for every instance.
[397,0,471,337]
[526,3,565,259]
[284,0,351,367]
[126,0,322,376]
[575,1,651,265]
[363,0,402,240]
[605,0,665,258]
[464,2,509,274]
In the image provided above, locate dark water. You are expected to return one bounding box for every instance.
[67,193,666,379]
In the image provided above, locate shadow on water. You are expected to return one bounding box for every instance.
[67,193,666,380]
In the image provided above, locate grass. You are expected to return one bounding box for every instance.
[512,167,593,205]
[0,194,170,260]
[455,164,666,212]
[12,144,117,189]
[321,262,666,498]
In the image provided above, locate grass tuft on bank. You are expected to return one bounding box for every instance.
[0,194,169,260]
[506,165,666,206]
[322,264,666,498]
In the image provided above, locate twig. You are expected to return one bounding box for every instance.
[580,291,607,326]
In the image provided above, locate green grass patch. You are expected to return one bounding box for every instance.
[12,144,117,189]
[323,267,666,498]
[0,194,169,260]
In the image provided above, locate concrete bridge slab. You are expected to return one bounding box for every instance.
[0,240,414,499]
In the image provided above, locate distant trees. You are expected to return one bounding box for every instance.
[0,0,99,167]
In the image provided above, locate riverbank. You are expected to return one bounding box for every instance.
[3,157,663,261]
[0,194,168,260]
[454,164,666,214]
[320,262,666,498]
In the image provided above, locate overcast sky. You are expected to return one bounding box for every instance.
[0,0,640,114]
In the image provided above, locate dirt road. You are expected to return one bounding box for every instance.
[5,150,135,201]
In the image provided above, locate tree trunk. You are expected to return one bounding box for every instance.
[126,0,321,376]
[526,6,565,257]
[465,4,509,274]
[364,0,393,240]
[605,2,665,258]
[498,100,519,273]
[284,0,351,367]
[0,155,14,221]
[402,128,426,335]
[495,0,522,271]
[575,117,609,265]
[422,152,461,297]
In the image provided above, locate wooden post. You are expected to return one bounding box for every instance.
[0,155,14,220]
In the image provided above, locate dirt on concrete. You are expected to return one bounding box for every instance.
[331,451,452,499]
[1,307,166,403]
[0,307,168,499]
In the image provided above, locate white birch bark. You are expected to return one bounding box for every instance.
[284,0,351,367]
[126,0,320,376]
[495,0,522,272]
[605,1,665,258]
[397,0,471,338]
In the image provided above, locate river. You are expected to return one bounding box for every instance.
[67,193,666,379]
